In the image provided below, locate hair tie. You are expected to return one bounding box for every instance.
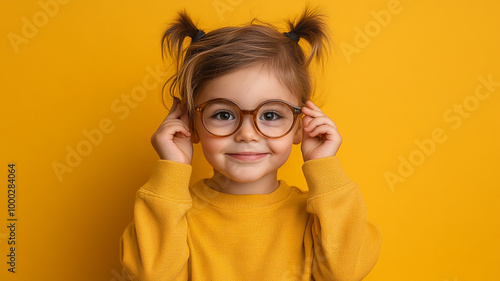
[284,31,300,43]
[191,29,206,43]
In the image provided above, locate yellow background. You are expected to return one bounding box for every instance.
[1,0,499,280]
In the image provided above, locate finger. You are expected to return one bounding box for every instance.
[178,102,191,126]
[173,129,192,139]
[302,105,326,118]
[303,116,337,132]
[164,98,184,121]
[170,97,179,111]
[158,117,187,133]
[151,124,191,149]
[305,100,323,112]
[158,119,191,133]
[160,122,191,139]
[308,124,339,139]
[302,115,313,129]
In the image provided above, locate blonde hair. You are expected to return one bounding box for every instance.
[161,6,331,129]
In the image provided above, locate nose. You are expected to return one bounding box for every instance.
[234,115,260,142]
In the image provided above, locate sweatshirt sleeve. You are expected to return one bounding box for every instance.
[120,160,193,281]
[302,156,382,281]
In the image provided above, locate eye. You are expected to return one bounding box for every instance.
[260,111,282,121]
[211,110,235,121]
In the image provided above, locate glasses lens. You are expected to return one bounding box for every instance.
[256,101,295,137]
[202,100,241,136]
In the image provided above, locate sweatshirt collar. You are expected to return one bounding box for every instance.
[189,179,292,209]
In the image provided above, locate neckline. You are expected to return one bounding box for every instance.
[190,179,292,209]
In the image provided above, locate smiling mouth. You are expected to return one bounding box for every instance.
[226,153,269,161]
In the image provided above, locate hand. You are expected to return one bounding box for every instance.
[301,100,342,162]
[151,98,193,164]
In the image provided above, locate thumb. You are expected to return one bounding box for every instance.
[179,101,190,125]
[165,97,182,121]
[171,97,179,111]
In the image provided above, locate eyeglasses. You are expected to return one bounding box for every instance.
[194,98,303,138]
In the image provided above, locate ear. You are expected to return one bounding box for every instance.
[293,118,302,145]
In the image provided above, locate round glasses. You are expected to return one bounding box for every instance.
[194,98,303,138]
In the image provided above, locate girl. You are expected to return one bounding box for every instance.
[120,7,381,281]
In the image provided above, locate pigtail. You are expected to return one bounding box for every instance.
[285,6,331,68]
[160,10,204,111]
[159,7,331,112]
[161,10,201,71]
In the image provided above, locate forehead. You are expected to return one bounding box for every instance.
[196,64,299,108]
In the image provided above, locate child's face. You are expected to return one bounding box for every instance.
[193,64,303,184]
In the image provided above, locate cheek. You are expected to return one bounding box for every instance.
[267,136,294,156]
[199,137,225,168]
[196,123,227,160]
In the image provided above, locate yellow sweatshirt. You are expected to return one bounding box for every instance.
[120,156,381,281]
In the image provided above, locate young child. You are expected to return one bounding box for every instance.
[120,7,381,281]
